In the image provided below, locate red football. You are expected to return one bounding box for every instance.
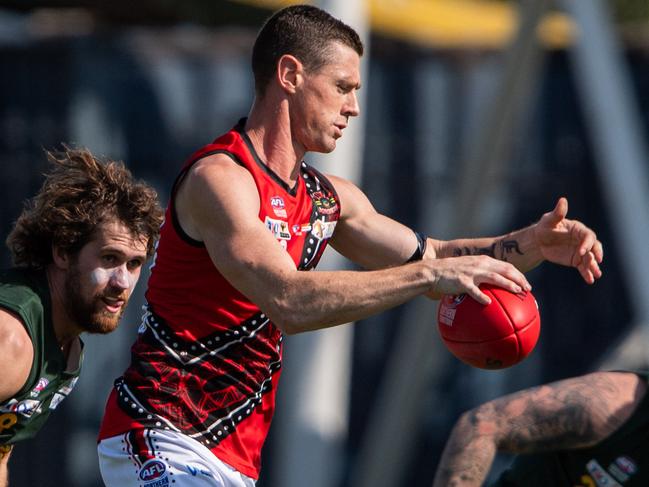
[437,284,541,369]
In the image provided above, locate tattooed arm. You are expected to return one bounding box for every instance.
[432,371,646,487]
[431,197,603,284]
[439,231,537,271]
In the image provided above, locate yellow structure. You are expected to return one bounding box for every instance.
[231,0,575,48]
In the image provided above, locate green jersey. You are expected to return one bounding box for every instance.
[491,372,649,487]
[0,269,83,445]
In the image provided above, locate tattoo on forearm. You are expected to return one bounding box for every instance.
[452,239,523,261]
[433,373,635,487]
[453,243,497,258]
[495,373,624,453]
[501,240,523,259]
[501,388,595,452]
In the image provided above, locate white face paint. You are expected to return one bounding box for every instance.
[90,267,111,288]
[90,266,136,291]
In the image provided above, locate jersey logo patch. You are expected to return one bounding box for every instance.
[270,196,287,218]
[30,377,49,397]
[586,459,622,487]
[607,456,638,483]
[139,459,167,482]
[312,191,339,215]
[2,399,42,418]
[310,219,336,240]
[265,216,291,240]
[49,393,66,410]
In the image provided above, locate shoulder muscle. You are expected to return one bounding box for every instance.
[0,308,34,402]
[176,153,260,242]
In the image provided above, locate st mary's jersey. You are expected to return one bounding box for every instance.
[98,120,341,479]
[0,269,82,445]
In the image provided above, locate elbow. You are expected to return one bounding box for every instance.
[265,312,304,336]
[264,294,333,335]
[258,277,329,334]
[276,322,302,336]
[262,296,305,336]
[455,408,497,446]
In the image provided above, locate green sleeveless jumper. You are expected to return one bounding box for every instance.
[0,269,83,445]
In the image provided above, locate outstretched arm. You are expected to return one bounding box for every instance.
[437,198,603,284]
[174,156,531,334]
[327,175,534,304]
[328,180,601,302]
[432,371,646,487]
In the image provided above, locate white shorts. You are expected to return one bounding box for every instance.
[98,429,256,487]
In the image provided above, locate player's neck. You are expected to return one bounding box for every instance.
[46,266,82,348]
[245,99,303,186]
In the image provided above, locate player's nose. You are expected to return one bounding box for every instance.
[109,265,130,289]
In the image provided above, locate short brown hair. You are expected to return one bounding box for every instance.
[252,4,364,96]
[7,147,164,268]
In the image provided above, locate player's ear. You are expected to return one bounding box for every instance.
[277,54,303,94]
[51,245,71,270]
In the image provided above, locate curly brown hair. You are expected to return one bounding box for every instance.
[7,147,164,268]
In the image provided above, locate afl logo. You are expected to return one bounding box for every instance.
[270,196,285,208]
[139,459,167,481]
[270,196,287,217]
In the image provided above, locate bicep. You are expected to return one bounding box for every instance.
[327,175,421,269]
[181,158,297,309]
[0,309,33,402]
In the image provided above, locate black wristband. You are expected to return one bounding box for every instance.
[406,231,428,263]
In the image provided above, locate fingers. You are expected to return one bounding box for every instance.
[574,221,603,260]
[577,230,596,257]
[433,256,531,303]
[572,221,604,283]
[465,284,492,305]
[485,271,528,295]
[465,266,528,305]
[466,256,530,295]
[577,250,603,284]
[491,257,531,291]
[592,239,604,263]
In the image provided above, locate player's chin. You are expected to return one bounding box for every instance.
[84,312,123,334]
[311,142,337,154]
[326,137,340,152]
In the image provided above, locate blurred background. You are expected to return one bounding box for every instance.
[1,0,648,485]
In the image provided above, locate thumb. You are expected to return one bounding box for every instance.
[546,197,568,225]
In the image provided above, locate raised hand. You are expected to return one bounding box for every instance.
[533,197,603,284]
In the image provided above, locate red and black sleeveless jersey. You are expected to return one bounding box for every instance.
[98,120,341,479]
